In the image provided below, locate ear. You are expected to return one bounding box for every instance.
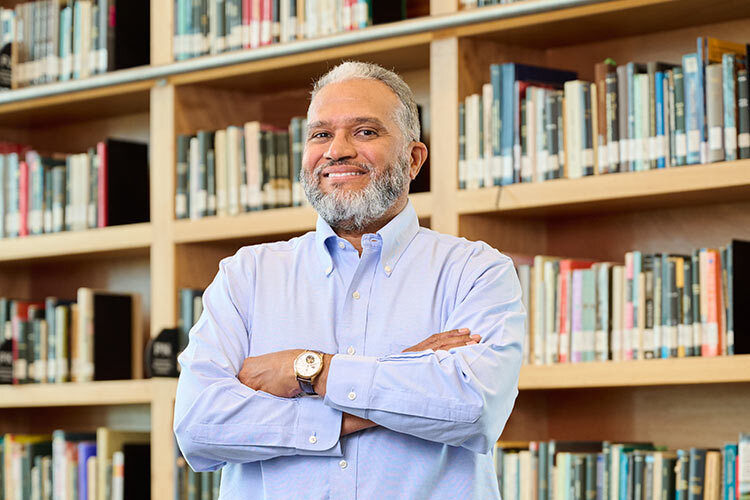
[407,141,428,180]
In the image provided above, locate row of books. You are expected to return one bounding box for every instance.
[0,139,149,240]
[178,289,204,355]
[0,290,142,385]
[176,118,308,220]
[461,0,525,7]
[514,240,749,366]
[1,428,150,500]
[173,0,407,61]
[1,0,149,89]
[458,37,750,189]
[175,455,221,500]
[493,436,750,500]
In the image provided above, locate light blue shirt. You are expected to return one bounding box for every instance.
[174,201,525,499]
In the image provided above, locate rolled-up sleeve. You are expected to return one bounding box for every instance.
[324,247,525,454]
[173,249,343,472]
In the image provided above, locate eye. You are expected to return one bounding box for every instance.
[309,131,330,140]
[356,129,377,137]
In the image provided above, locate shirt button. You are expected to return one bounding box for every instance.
[325,266,333,274]
[309,435,317,444]
[348,391,356,400]
[347,346,356,355]
[339,460,348,469]
[384,265,392,274]
[352,291,360,300]
[338,241,345,249]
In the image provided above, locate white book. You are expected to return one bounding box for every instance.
[111,451,124,500]
[226,126,241,216]
[482,83,494,188]
[189,137,204,220]
[244,122,263,210]
[464,94,481,190]
[215,129,228,217]
[611,265,624,362]
[76,287,94,382]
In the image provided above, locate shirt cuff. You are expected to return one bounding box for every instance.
[323,354,378,417]
[295,395,343,455]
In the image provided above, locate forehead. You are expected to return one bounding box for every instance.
[308,79,400,125]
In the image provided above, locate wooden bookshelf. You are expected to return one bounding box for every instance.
[518,355,750,390]
[457,160,750,217]
[0,223,152,263]
[0,378,177,408]
[2,0,750,497]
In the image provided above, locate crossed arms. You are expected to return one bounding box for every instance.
[173,249,525,472]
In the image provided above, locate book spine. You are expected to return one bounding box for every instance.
[545,91,560,180]
[583,83,594,176]
[458,102,467,189]
[725,444,738,500]
[683,54,702,164]
[605,69,619,173]
[624,252,634,360]
[668,258,680,358]
[680,258,693,357]
[176,135,190,219]
[688,449,706,500]
[706,64,724,163]
[19,160,28,237]
[571,270,584,363]
[739,434,750,500]
[655,71,666,168]
[617,65,630,171]
[500,64,515,185]
[723,54,737,161]
[581,269,596,362]
[738,69,750,159]
[96,141,107,227]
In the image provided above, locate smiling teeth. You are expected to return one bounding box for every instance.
[328,172,362,177]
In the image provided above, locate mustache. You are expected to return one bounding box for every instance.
[313,160,373,177]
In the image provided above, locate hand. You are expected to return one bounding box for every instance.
[402,328,480,353]
[341,413,377,437]
[238,349,305,398]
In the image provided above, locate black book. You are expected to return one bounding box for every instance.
[573,454,585,500]
[123,443,151,499]
[662,456,676,500]
[101,139,150,226]
[108,0,150,71]
[726,240,750,354]
[584,454,597,500]
[688,448,707,500]
[633,451,645,500]
[676,450,689,500]
[372,1,407,25]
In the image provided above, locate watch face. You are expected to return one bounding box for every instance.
[295,352,322,378]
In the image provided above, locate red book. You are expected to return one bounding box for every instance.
[260,0,272,46]
[97,141,108,227]
[701,249,724,357]
[18,160,29,237]
[242,0,252,48]
[557,259,595,363]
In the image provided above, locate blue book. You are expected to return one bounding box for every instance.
[490,64,503,185]
[682,53,704,164]
[626,63,647,171]
[73,2,82,79]
[500,63,576,186]
[655,71,666,168]
[722,53,738,161]
[77,441,97,500]
[619,452,629,500]
[59,7,73,81]
[725,443,738,500]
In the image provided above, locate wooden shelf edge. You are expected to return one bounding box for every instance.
[518,354,750,390]
[0,378,178,408]
[457,161,750,217]
[172,193,432,244]
[0,223,152,263]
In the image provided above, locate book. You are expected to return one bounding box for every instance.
[74,288,142,382]
[96,428,149,500]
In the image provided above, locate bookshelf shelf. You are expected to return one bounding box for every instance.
[456,161,750,217]
[0,223,152,263]
[172,193,433,244]
[518,355,750,389]
[0,378,177,408]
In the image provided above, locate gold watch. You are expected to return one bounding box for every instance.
[294,351,324,395]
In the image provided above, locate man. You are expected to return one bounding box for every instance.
[174,61,525,499]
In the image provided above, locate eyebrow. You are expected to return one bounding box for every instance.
[306,116,388,131]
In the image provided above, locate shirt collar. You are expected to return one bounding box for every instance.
[314,200,420,277]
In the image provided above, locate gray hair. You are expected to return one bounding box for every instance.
[310,61,421,144]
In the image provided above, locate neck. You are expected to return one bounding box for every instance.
[333,195,408,255]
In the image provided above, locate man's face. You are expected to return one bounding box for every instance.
[301,78,413,231]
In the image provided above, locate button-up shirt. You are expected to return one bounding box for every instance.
[174,201,525,499]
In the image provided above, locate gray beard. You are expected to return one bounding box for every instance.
[301,155,411,232]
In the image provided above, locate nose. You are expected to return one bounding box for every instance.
[324,133,356,162]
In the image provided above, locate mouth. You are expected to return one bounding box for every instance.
[324,171,366,178]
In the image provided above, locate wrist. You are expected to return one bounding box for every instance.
[313,353,333,397]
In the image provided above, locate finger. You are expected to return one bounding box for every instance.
[434,338,476,351]
[441,328,470,338]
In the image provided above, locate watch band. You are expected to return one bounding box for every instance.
[298,379,316,395]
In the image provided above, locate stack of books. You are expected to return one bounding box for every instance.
[1,428,150,500]
[514,240,749,365]
[0,139,150,239]
[459,37,750,189]
[493,435,750,500]
[0,289,142,385]
[176,117,307,220]
[173,0,409,61]
[0,0,150,89]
